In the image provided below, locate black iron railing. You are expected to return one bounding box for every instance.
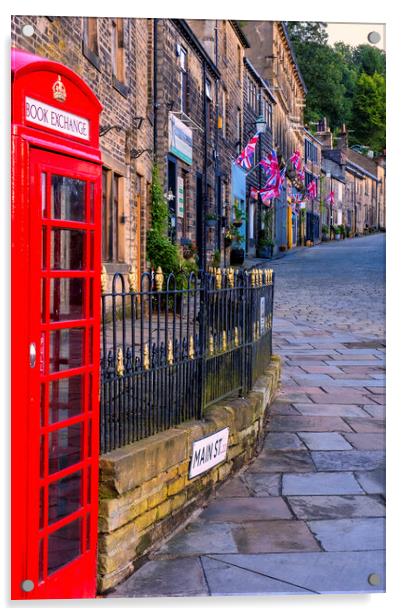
[100,267,274,454]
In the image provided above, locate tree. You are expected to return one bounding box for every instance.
[353,44,386,77]
[350,72,386,152]
[286,21,328,45]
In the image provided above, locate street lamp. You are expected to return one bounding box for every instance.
[255,114,267,135]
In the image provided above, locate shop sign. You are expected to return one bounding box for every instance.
[25,96,90,140]
[177,176,184,218]
[189,427,229,479]
[169,113,192,165]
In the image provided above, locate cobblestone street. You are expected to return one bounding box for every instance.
[110,234,386,597]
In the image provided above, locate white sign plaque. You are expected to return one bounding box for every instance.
[25,96,90,141]
[177,176,184,218]
[189,427,229,479]
[260,296,266,334]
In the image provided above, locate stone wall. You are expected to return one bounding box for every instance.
[97,355,281,593]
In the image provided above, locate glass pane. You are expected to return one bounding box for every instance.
[50,278,85,321]
[49,328,84,372]
[51,176,85,222]
[42,227,47,269]
[89,183,94,223]
[41,172,47,217]
[40,383,46,426]
[85,512,91,551]
[87,467,92,505]
[47,518,82,576]
[39,538,44,583]
[39,487,45,529]
[48,470,82,524]
[51,229,85,270]
[48,375,84,424]
[41,279,46,323]
[48,422,83,474]
[40,435,46,478]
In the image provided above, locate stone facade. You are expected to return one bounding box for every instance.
[243,58,275,258]
[241,21,307,253]
[97,355,281,593]
[11,15,154,289]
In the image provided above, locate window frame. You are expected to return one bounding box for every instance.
[179,45,188,114]
[102,167,125,264]
[111,18,128,96]
[82,17,100,70]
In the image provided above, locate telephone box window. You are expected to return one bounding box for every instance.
[48,375,84,424]
[47,518,82,576]
[51,229,85,270]
[48,422,83,474]
[51,176,86,222]
[48,470,82,524]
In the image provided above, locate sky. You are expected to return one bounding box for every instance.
[326,22,386,50]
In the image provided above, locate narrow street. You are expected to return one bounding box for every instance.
[110,234,386,597]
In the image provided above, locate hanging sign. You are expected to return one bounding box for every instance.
[169,112,193,165]
[177,176,184,218]
[25,96,90,140]
[189,427,229,479]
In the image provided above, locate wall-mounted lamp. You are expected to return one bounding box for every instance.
[100,117,144,137]
[130,148,152,159]
[164,189,175,201]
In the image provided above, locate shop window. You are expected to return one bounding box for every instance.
[82,17,100,70]
[102,168,125,263]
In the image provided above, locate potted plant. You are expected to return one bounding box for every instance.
[224,226,234,248]
[345,225,351,238]
[321,224,329,241]
[257,236,274,259]
[338,224,345,239]
[229,228,245,265]
[183,241,197,260]
[232,201,245,228]
[333,226,341,240]
[206,213,218,228]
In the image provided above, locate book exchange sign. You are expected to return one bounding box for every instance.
[25,96,90,140]
[189,427,229,479]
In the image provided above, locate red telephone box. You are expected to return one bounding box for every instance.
[11,49,102,600]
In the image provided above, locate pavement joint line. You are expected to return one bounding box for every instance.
[198,555,212,596]
[202,554,320,595]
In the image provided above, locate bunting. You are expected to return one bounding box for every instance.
[307,180,317,199]
[325,191,335,206]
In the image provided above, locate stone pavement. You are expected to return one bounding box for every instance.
[110,235,386,597]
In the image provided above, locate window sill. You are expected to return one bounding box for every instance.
[103,261,128,273]
[112,75,129,98]
[82,42,101,72]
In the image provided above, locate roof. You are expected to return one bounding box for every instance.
[303,127,323,147]
[243,58,277,103]
[345,147,378,178]
[280,22,308,95]
[230,21,250,48]
[173,20,220,79]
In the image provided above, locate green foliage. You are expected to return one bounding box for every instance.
[287,23,386,151]
[350,72,386,152]
[147,165,197,287]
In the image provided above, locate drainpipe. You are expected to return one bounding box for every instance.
[153,19,158,159]
[202,61,208,271]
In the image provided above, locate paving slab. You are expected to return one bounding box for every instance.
[243,473,282,496]
[306,393,376,405]
[269,402,301,416]
[343,418,385,433]
[109,557,209,597]
[293,403,369,418]
[275,393,315,404]
[201,555,312,595]
[263,432,307,451]
[297,432,352,451]
[206,551,385,594]
[231,520,321,553]
[199,497,292,522]
[286,494,385,519]
[156,521,238,558]
[282,471,364,496]
[312,450,385,472]
[355,469,386,495]
[308,517,385,551]
[249,451,315,473]
[215,477,250,498]
[343,432,385,450]
[302,366,344,374]
[270,415,353,433]
[366,394,386,405]
[362,405,386,419]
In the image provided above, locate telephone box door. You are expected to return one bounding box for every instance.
[15,148,101,599]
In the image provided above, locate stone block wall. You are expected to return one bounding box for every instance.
[97,355,281,593]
